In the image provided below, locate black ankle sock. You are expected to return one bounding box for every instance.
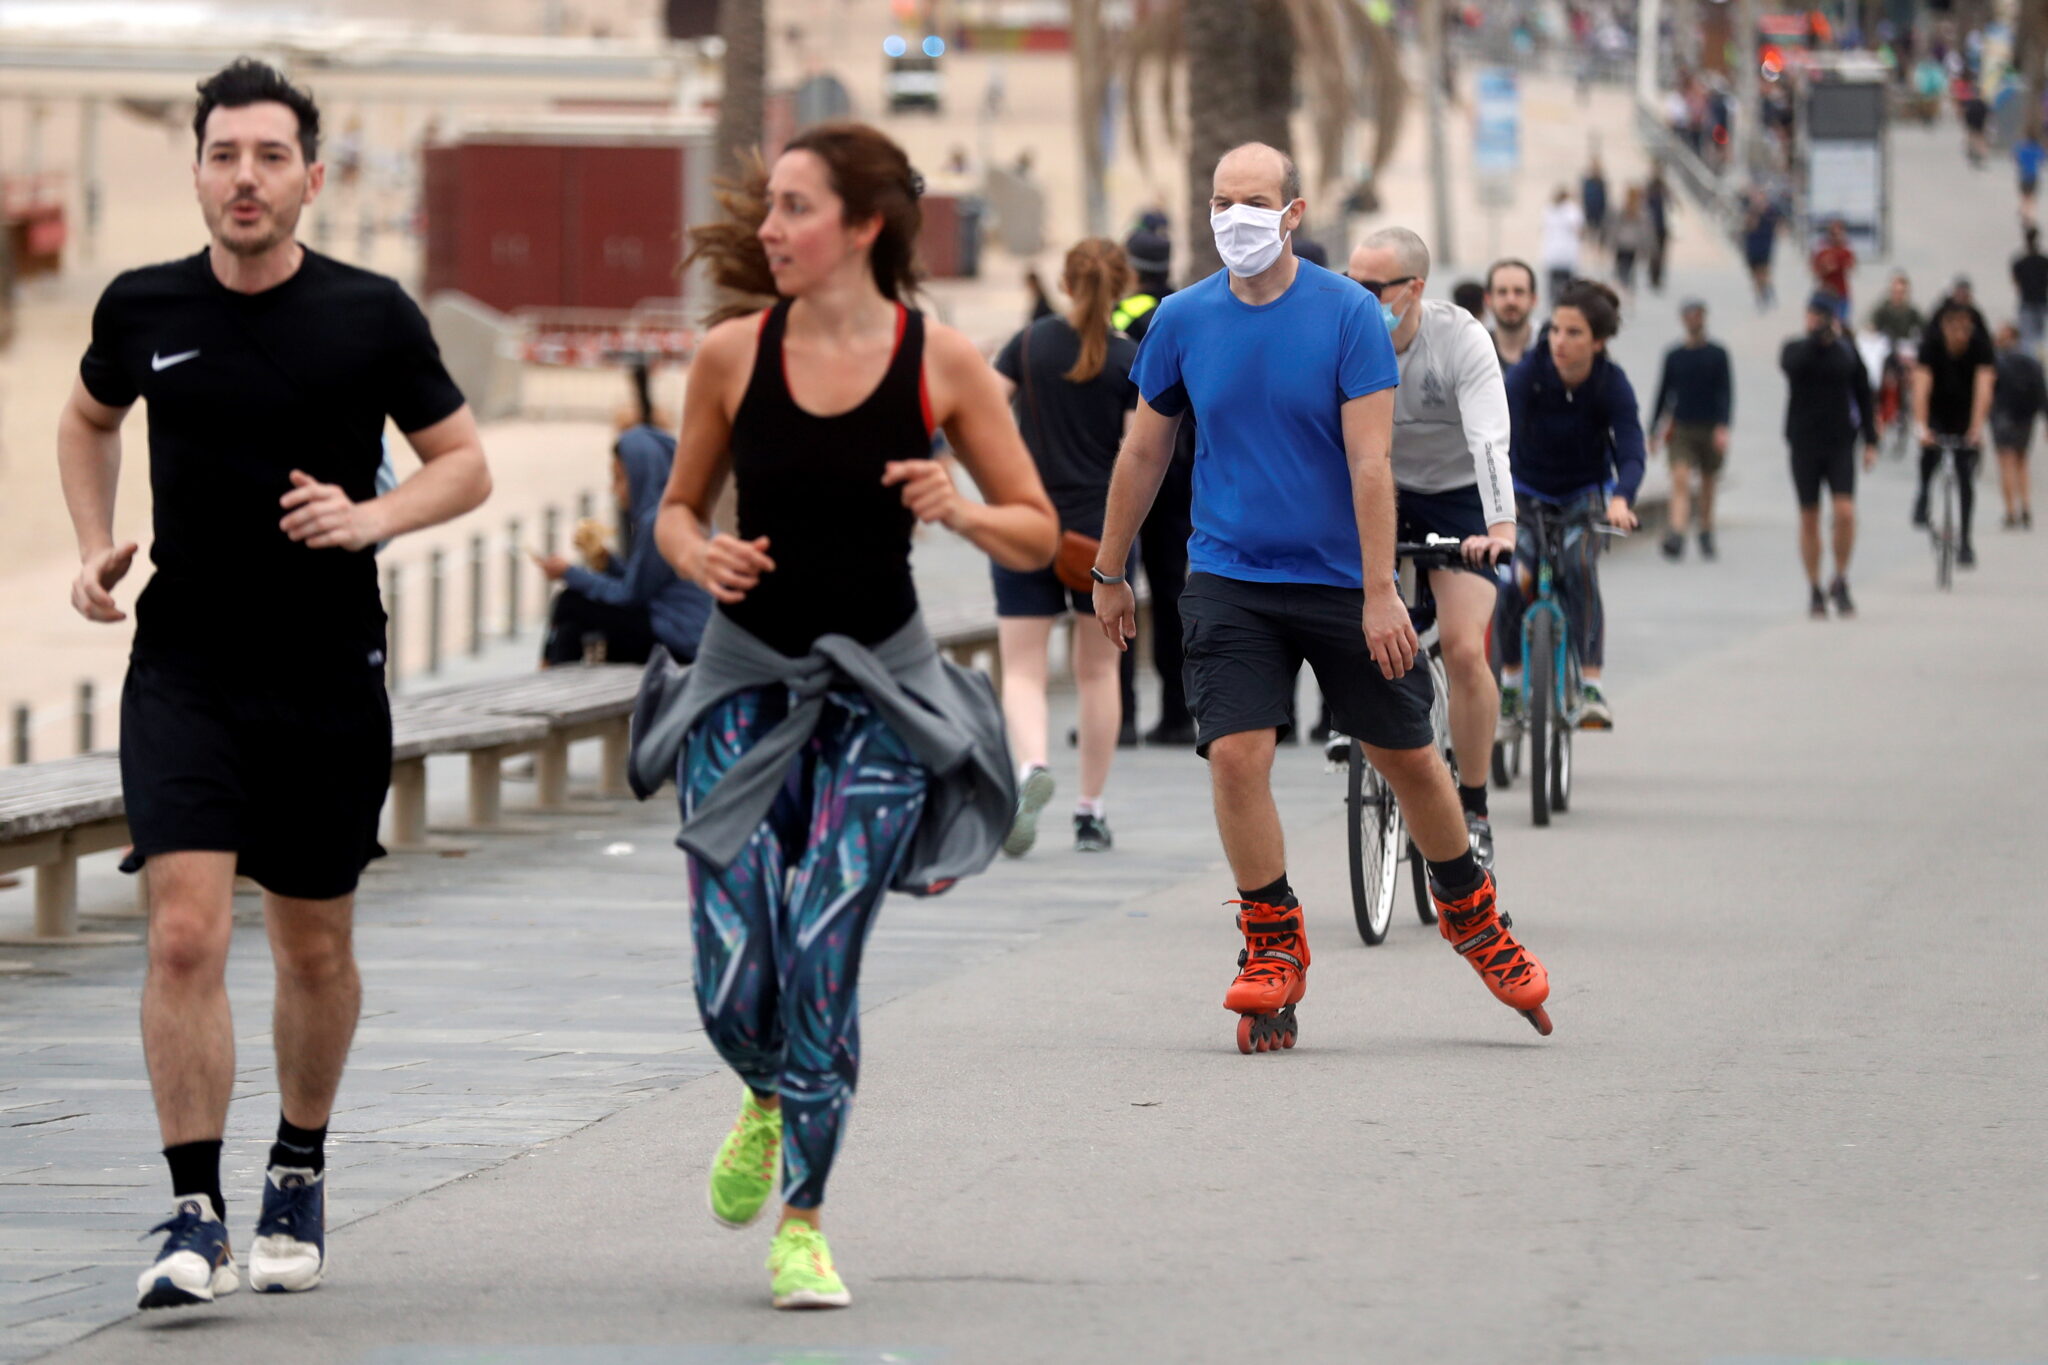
[164,1140,225,1221]
[1458,781,1489,817]
[1427,850,1484,897]
[1237,874,1295,907]
[270,1115,327,1174]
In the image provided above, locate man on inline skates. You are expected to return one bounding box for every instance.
[1091,145,1553,1052]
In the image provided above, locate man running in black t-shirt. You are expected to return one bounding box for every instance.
[57,60,489,1310]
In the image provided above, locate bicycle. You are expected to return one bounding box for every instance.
[1330,536,1499,947]
[1491,500,1624,829]
[1924,433,1969,590]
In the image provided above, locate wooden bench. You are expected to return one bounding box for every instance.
[396,663,644,816]
[0,754,138,946]
[386,701,550,846]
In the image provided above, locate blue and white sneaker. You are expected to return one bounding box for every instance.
[249,1166,326,1293]
[136,1197,238,1309]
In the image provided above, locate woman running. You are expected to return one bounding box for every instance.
[651,122,1057,1310]
[1497,279,1644,732]
[991,237,1137,856]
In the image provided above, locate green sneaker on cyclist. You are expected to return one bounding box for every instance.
[1496,685,1525,742]
[1577,682,1614,731]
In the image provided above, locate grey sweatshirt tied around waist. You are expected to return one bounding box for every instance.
[628,608,1017,896]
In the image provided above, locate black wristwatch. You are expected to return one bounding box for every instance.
[1089,566,1127,586]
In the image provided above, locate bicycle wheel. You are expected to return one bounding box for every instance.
[1936,465,1956,591]
[1553,646,1578,815]
[1407,842,1437,924]
[1491,739,1514,788]
[1527,612,1555,828]
[1346,741,1401,945]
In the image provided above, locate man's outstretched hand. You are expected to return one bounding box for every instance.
[71,542,139,623]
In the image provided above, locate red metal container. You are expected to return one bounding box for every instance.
[422,119,710,314]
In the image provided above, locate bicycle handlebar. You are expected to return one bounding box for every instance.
[1394,535,1511,581]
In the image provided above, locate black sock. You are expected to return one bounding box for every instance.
[164,1140,225,1221]
[1457,781,1489,818]
[1237,874,1295,907]
[1427,850,1484,898]
[270,1115,327,1174]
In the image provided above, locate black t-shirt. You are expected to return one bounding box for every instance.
[1920,329,1997,434]
[995,317,1137,539]
[2015,252,2048,307]
[79,248,464,672]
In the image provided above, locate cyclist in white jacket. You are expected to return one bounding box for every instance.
[1348,226,1515,866]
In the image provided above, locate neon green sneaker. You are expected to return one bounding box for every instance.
[707,1091,780,1229]
[767,1219,851,1310]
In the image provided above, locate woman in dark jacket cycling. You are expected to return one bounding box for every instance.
[1499,279,1645,731]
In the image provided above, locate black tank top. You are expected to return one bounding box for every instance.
[723,300,929,656]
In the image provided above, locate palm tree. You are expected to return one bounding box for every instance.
[1106,0,1407,277]
[713,0,767,179]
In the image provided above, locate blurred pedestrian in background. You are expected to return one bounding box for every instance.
[2011,228,2048,353]
[1782,290,1879,618]
[992,237,1138,855]
[1991,320,2042,529]
[1811,220,1856,324]
[1608,185,1650,295]
[1540,186,1584,302]
[1742,187,1783,310]
[1643,168,1671,293]
[1580,152,1608,256]
[1648,299,1733,561]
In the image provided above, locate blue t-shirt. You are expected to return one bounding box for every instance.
[1130,260,1399,589]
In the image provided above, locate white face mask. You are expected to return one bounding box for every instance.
[1211,202,1291,278]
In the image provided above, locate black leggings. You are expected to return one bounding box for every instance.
[1919,442,1982,544]
[542,587,656,666]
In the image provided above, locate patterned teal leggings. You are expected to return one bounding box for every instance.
[679,686,927,1209]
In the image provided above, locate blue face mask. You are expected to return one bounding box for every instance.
[1379,300,1401,334]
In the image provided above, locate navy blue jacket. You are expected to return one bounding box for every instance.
[1652,341,1734,428]
[562,425,711,661]
[1505,334,1648,504]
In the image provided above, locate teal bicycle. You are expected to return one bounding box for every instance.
[1491,499,1623,828]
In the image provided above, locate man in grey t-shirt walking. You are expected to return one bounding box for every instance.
[1349,227,1515,866]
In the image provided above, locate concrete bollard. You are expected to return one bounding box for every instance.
[75,680,94,755]
[10,704,27,766]
[543,505,561,558]
[505,518,523,637]
[383,563,402,692]
[427,549,445,676]
[468,535,486,657]
[577,489,594,524]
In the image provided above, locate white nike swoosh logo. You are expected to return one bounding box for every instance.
[151,349,200,371]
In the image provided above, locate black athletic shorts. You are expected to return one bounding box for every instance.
[1180,572,1434,757]
[119,656,393,900]
[1396,483,1489,543]
[1790,441,1856,507]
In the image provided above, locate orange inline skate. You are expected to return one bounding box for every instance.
[1223,899,1311,1053]
[1432,872,1552,1035]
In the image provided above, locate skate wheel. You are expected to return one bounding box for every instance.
[1236,1014,1255,1055]
[1280,1029,1296,1049]
[1523,1006,1552,1037]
